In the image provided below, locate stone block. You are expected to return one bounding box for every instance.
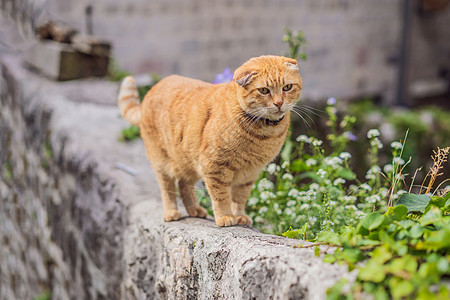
[24,40,109,81]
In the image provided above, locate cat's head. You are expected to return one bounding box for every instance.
[233,55,302,121]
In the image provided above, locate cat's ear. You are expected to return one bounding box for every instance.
[284,58,299,72]
[233,70,257,87]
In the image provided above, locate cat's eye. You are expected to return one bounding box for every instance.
[258,87,270,95]
[282,84,293,92]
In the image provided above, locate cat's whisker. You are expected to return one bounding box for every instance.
[290,108,313,129]
[295,104,325,116]
[292,107,316,127]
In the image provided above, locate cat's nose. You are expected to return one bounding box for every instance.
[273,101,283,109]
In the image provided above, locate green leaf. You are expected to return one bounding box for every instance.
[358,261,386,283]
[316,231,343,246]
[339,248,364,264]
[393,205,408,220]
[389,277,414,299]
[430,196,446,208]
[282,227,299,239]
[361,212,385,231]
[396,193,431,213]
[445,192,450,201]
[445,198,450,209]
[437,257,449,274]
[323,254,336,263]
[314,246,320,257]
[409,223,425,239]
[291,159,308,172]
[337,168,356,180]
[416,226,450,250]
[420,206,442,226]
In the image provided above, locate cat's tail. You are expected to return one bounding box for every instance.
[118,76,141,126]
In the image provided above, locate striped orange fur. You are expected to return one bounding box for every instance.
[118,55,302,227]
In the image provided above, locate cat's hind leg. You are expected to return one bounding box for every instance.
[154,172,181,221]
[178,179,208,218]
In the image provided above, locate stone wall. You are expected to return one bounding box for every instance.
[0,54,354,299]
[0,56,126,299]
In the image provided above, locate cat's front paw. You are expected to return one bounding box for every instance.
[236,214,253,226]
[186,205,208,218]
[215,215,237,227]
[163,209,182,222]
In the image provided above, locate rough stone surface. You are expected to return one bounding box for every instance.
[0,54,354,299]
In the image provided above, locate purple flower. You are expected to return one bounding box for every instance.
[327,97,336,105]
[212,68,233,84]
[344,131,357,141]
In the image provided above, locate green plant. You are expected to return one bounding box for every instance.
[245,99,409,238]
[321,192,449,299]
[34,290,50,300]
[282,27,307,61]
[119,125,141,142]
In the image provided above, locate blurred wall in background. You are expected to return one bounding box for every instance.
[1,0,449,105]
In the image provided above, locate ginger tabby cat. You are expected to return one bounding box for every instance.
[118,55,302,227]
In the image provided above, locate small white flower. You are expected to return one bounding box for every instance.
[370,138,383,149]
[360,183,372,191]
[258,206,268,214]
[312,139,323,147]
[300,203,310,210]
[317,169,327,178]
[367,129,381,139]
[260,191,275,200]
[248,197,259,206]
[329,200,336,206]
[345,205,358,211]
[258,178,274,191]
[390,141,403,150]
[284,208,292,215]
[266,163,278,174]
[324,156,343,169]
[282,173,294,181]
[339,152,352,160]
[309,216,317,224]
[342,195,357,202]
[369,166,381,173]
[365,166,381,180]
[287,200,297,207]
[273,203,279,210]
[379,187,389,197]
[305,158,317,166]
[281,161,290,169]
[366,195,381,204]
[355,210,365,218]
[383,164,394,173]
[393,157,405,165]
[333,178,346,185]
[296,135,311,143]
[310,183,320,191]
[254,216,264,223]
[288,189,300,198]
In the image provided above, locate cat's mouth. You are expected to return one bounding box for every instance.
[242,109,285,126]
